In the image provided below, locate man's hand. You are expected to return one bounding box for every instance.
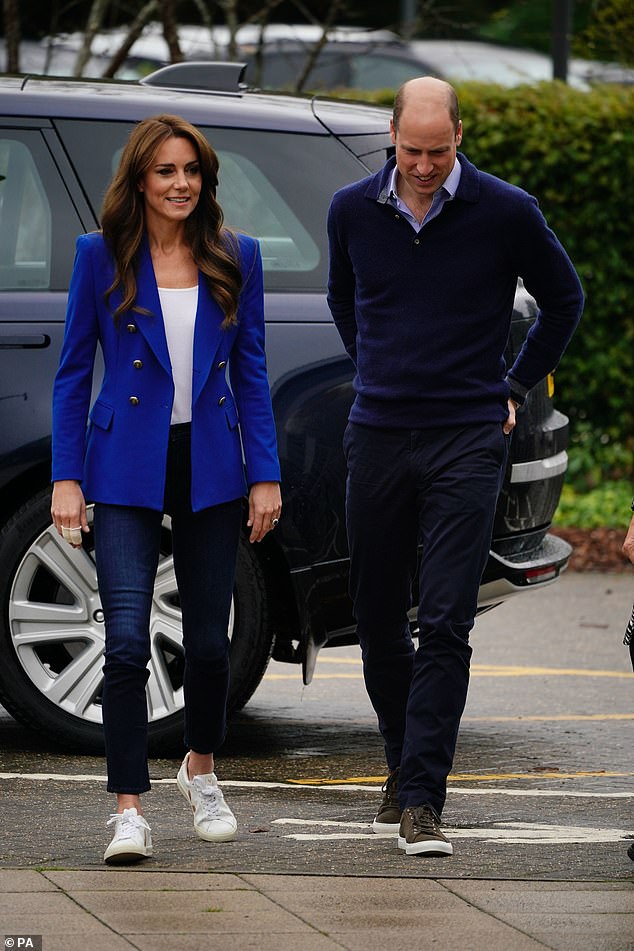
[503,399,519,436]
[247,481,282,543]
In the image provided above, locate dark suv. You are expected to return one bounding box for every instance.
[0,64,571,752]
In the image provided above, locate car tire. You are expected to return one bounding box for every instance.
[0,487,274,753]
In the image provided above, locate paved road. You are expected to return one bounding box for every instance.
[1,571,633,880]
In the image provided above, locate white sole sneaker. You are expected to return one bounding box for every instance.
[372,819,401,835]
[104,808,153,864]
[177,754,237,843]
[397,835,453,856]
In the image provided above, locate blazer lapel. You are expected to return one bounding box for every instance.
[134,240,172,377]
[192,274,226,406]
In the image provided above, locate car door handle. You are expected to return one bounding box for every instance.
[0,333,50,348]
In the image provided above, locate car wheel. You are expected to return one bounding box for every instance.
[0,488,274,753]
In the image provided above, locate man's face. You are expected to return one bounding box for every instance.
[390,105,462,201]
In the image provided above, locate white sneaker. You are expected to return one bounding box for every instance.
[103,807,153,864]
[176,754,237,842]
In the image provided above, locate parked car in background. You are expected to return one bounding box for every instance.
[1,24,403,82]
[241,37,439,91]
[241,36,634,91]
[0,63,572,753]
[0,37,148,80]
[408,40,634,89]
[4,26,631,91]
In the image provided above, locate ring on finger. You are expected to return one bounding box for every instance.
[272,517,279,528]
[62,525,82,543]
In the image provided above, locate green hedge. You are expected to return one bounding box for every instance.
[330,82,634,487]
[553,479,632,529]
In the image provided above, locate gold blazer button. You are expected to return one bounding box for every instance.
[129,396,140,406]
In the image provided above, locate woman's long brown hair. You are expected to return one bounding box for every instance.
[101,114,242,328]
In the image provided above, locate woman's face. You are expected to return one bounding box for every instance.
[138,134,202,227]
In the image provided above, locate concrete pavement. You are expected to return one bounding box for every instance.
[2,867,634,951]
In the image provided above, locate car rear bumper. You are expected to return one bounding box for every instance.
[477,532,572,609]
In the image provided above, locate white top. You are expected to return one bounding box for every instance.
[158,284,198,425]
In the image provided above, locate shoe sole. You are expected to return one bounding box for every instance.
[372,819,401,835]
[190,823,237,843]
[104,845,153,864]
[397,835,453,856]
[176,770,238,843]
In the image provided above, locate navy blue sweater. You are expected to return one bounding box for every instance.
[327,153,584,429]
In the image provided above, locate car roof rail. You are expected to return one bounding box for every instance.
[140,61,247,93]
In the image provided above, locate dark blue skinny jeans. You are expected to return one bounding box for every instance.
[94,423,242,794]
[344,420,509,816]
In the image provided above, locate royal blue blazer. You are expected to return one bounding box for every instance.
[52,231,281,512]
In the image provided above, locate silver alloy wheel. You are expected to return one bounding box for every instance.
[7,509,233,728]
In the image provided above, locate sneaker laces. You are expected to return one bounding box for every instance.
[381,768,399,807]
[106,811,150,838]
[193,779,224,820]
[407,805,442,835]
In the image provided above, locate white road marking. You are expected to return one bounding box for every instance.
[0,773,631,798]
[272,818,633,845]
[447,787,633,798]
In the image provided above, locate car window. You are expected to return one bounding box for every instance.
[0,137,51,289]
[0,129,84,290]
[250,50,348,90]
[215,150,319,272]
[349,53,425,90]
[55,119,367,291]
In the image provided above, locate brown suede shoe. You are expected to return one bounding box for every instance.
[372,767,401,834]
[397,804,453,856]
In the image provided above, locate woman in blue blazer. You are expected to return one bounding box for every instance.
[51,114,281,864]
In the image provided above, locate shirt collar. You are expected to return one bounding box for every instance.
[388,157,462,201]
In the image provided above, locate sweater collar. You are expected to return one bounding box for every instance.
[367,152,480,205]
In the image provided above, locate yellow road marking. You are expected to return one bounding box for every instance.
[303,656,634,679]
[265,664,633,680]
[264,673,362,680]
[471,665,633,678]
[288,770,634,786]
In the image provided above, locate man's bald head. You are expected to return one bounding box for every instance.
[393,77,460,134]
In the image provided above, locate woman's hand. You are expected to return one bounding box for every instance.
[51,480,89,548]
[247,481,282,543]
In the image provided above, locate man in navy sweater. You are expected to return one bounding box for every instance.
[327,76,583,857]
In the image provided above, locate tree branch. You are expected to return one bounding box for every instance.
[73,0,110,77]
[295,0,345,93]
[3,0,21,73]
[160,0,182,63]
[102,0,158,78]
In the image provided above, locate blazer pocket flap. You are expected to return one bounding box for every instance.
[89,399,114,431]
[224,401,239,430]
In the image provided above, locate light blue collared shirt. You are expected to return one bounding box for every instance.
[386,158,462,233]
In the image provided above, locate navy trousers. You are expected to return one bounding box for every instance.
[94,423,242,794]
[344,421,509,815]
